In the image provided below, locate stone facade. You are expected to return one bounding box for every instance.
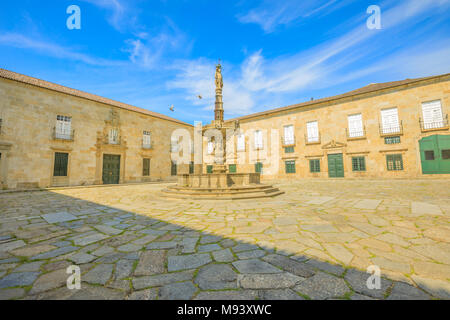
[0,69,449,190]
[224,74,450,179]
[0,73,193,189]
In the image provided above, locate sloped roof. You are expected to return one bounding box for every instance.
[227,73,450,122]
[0,68,192,127]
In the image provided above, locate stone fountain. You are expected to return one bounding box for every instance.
[162,63,283,200]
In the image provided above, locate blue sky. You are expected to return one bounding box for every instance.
[1,0,449,124]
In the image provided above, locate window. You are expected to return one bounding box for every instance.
[306,121,319,143]
[171,137,179,153]
[347,114,364,138]
[381,108,400,134]
[255,162,263,174]
[143,131,151,149]
[206,165,213,174]
[422,100,444,129]
[189,161,194,174]
[229,164,236,173]
[352,157,366,171]
[237,133,245,151]
[56,115,72,140]
[171,161,177,176]
[207,141,214,155]
[285,161,296,174]
[283,125,295,145]
[309,159,320,173]
[285,146,294,153]
[53,152,68,177]
[424,151,435,161]
[109,128,119,144]
[143,158,150,176]
[254,130,263,149]
[442,150,450,160]
[386,154,403,171]
[385,136,401,144]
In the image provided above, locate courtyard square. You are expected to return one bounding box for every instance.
[0,179,449,300]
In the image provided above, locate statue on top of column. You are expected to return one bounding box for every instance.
[215,63,223,91]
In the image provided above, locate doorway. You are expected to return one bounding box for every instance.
[328,153,344,178]
[102,154,121,184]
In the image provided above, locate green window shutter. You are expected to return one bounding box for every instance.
[352,157,366,171]
[171,161,177,176]
[229,164,236,173]
[255,162,263,173]
[143,158,150,176]
[189,162,194,174]
[310,159,320,173]
[284,146,294,153]
[386,154,403,171]
[54,152,68,177]
[207,165,213,174]
[285,161,296,173]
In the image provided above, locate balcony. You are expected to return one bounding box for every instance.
[281,136,296,147]
[305,133,321,145]
[53,127,74,141]
[420,114,449,132]
[346,126,366,140]
[142,140,152,150]
[379,121,403,137]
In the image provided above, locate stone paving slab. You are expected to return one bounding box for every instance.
[0,179,449,300]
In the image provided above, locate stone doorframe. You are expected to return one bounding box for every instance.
[94,134,127,185]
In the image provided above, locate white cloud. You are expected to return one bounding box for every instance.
[0,32,124,67]
[80,0,129,31]
[237,0,355,33]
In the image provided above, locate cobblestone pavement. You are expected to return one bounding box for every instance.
[0,179,449,300]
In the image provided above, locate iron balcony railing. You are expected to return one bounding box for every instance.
[346,126,366,139]
[142,138,152,149]
[281,136,296,147]
[420,114,449,131]
[53,127,74,141]
[379,120,403,136]
[305,133,321,144]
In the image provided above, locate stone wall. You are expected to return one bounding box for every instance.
[227,77,450,179]
[0,78,193,189]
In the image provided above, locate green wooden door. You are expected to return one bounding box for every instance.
[206,165,213,174]
[328,153,344,178]
[420,135,450,174]
[255,162,263,174]
[102,154,120,184]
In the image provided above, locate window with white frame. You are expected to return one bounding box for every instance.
[143,131,151,148]
[380,108,400,134]
[254,130,263,149]
[56,115,72,140]
[422,100,444,129]
[237,133,245,151]
[347,114,364,138]
[109,128,119,144]
[283,125,295,145]
[171,137,179,152]
[306,121,319,143]
[207,141,214,155]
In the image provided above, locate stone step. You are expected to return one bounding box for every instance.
[161,187,284,200]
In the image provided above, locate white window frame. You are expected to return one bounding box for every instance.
[56,115,72,140]
[109,128,119,144]
[306,121,319,143]
[143,131,151,148]
[254,130,263,150]
[380,108,400,134]
[171,137,179,153]
[347,113,364,138]
[422,100,444,129]
[207,141,214,155]
[283,125,295,145]
[237,133,245,151]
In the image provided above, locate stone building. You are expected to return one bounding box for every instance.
[0,69,193,189]
[0,68,449,190]
[223,73,450,179]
